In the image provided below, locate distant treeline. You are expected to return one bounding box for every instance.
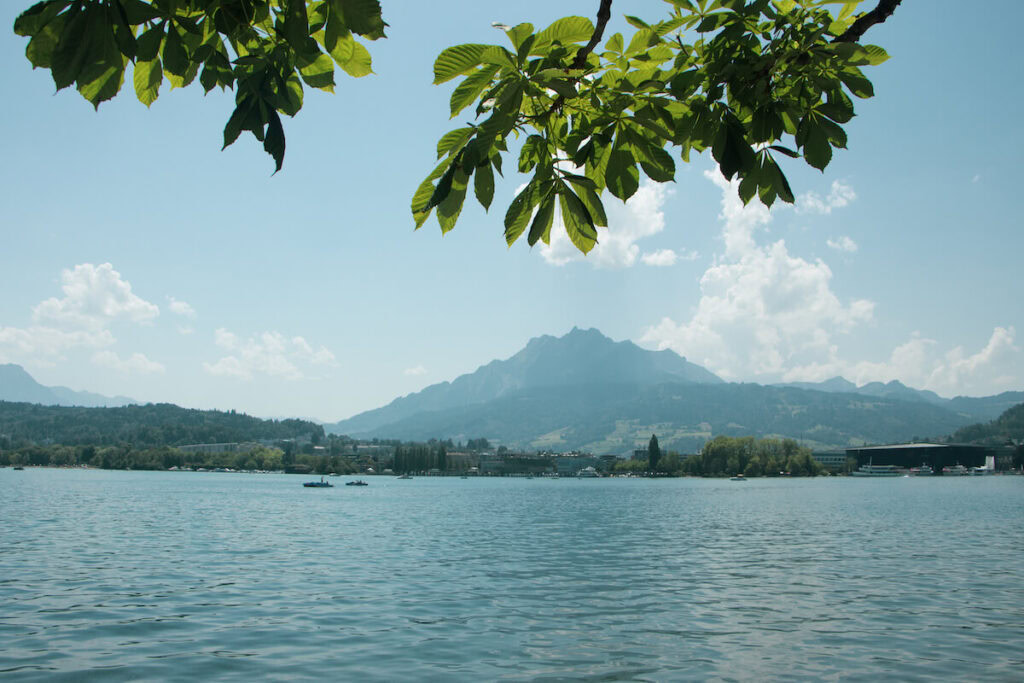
[0,401,323,448]
[0,443,369,475]
[611,436,824,477]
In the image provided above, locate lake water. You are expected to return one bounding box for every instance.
[1,469,1022,681]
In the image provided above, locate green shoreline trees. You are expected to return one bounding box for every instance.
[14,0,899,253]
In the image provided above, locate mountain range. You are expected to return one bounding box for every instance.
[325,328,1023,453]
[0,363,135,408]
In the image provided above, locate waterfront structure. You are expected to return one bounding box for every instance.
[845,443,997,472]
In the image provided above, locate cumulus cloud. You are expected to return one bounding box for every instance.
[641,170,873,379]
[826,236,858,253]
[167,297,196,318]
[204,328,337,381]
[0,263,158,366]
[539,181,677,268]
[92,350,166,375]
[404,365,427,376]
[796,180,856,215]
[641,249,678,267]
[33,263,158,329]
[783,327,1021,398]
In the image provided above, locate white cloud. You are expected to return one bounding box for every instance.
[0,326,114,363]
[826,236,858,253]
[796,180,856,215]
[404,365,427,376]
[204,328,337,381]
[33,263,158,329]
[641,249,678,267]
[641,169,873,380]
[168,297,196,318]
[783,327,1021,398]
[539,181,673,268]
[92,350,165,375]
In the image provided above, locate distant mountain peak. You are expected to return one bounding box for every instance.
[0,363,135,408]
[327,327,722,435]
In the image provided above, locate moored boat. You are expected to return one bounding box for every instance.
[303,477,333,488]
[851,462,901,477]
[943,464,969,476]
[909,464,934,476]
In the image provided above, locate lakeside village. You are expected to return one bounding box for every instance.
[3,432,1022,478]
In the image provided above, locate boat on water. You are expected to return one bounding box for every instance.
[909,464,934,476]
[943,464,969,476]
[303,477,333,488]
[12,466,25,471]
[346,480,369,486]
[397,474,412,480]
[851,462,901,477]
[577,466,600,478]
[729,474,747,481]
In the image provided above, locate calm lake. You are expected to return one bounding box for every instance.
[1,469,1022,680]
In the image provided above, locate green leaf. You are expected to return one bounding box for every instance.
[474,163,495,210]
[339,39,372,77]
[559,187,598,254]
[526,189,556,246]
[14,1,71,37]
[339,0,386,39]
[50,5,89,90]
[133,59,162,106]
[505,23,534,52]
[437,169,469,233]
[299,52,336,91]
[532,16,594,52]
[283,0,311,53]
[264,109,286,173]
[711,114,756,180]
[436,127,474,159]
[606,149,639,200]
[25,14,64,68]
[135,24,164,62]
[839,67,873,98]
[432,44,489,85]
[120,0,160,24]
[449,64,499,117]
[565,177,607,227]
[161,25,189,77]
[798,118,832,171]
[411,156,457,227]
[75,8,127,108]
[505,181,539,245]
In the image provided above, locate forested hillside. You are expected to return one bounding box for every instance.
[0,401,323,448]
[951,403,1024,445]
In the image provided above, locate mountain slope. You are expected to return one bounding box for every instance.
[328,327,721,434]
[334,382,978,454]
[0,364,135,407]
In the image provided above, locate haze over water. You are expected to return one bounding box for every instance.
[2,469,1022,680]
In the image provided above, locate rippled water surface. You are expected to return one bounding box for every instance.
[2,469,1023,680]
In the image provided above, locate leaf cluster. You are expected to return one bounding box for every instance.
[14,0,386,171]
[413,0,889,253]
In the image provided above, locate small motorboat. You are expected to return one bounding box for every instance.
[12,466,25,471]
[346,480,369,486]
[397,474,412,480]
[729,474,747,481]
[303,477,333,488]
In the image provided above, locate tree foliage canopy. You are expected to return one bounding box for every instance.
[14,0,897,252]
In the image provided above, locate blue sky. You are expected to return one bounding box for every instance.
[1,1,1021,422]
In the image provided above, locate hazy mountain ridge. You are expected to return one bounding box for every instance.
[775,376,1023,420]
[331,327,722,434]
[327,329,1016,452]
[0,364,136,408]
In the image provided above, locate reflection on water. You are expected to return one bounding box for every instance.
[1,469,1022,680]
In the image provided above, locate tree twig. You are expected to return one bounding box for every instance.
[834,0,903,43]
[571,0,613,69]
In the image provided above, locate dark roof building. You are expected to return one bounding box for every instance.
[844,443,996,470]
